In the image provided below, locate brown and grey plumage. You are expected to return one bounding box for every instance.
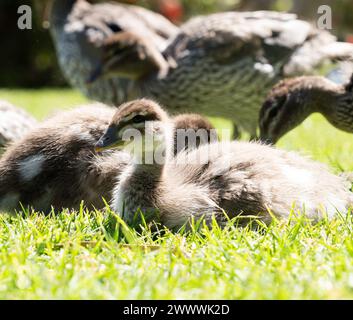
[0,100,38,153]
[49,0,178,103]
[259,74,353,144]
[0,101,213,214]
[95,99,353,230]
[172,113,217,155]
[0,104,131,214]
[49,1,353,138]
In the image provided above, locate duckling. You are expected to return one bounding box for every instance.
[172,113,218,155]
[0,102,214,214]
[0,103,131,214]
[0,100,38,153]
[259,74,353,144]
[95,99,353,230]
[49,0,353,138]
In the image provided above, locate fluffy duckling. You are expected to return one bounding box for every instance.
[95,99,353,230]
[172,113,217,155]
[0,103,214,214]
[0,104,130,214]
[0,100,38,153]
[259,74,353,144]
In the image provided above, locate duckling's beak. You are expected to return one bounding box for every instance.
[94,139,108,153]
[95,138,126,153]
[259,136,275,145]
[95,127,124,152]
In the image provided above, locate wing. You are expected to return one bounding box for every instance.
[71,2,179,51]
[120,4,179,40]
[51,1,178,103]
[165,11,348,76]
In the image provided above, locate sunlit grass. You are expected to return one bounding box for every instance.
[0,88,88,120]
[0,89,353,299]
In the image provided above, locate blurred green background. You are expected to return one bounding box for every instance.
[1,0,352,88]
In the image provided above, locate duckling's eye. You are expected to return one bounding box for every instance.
[107,23,122,33]
[268,105,280,119]
[132,114,145,123]
[268,95,287,119]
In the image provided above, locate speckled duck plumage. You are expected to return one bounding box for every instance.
[50,1,353,137]
[49,0,178,105]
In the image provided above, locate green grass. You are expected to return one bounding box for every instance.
[1,88,353,300]
[0,88,88,120]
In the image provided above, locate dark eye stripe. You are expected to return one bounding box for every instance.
[132,115,145,123]
[122,114,159,127]
[107,23,122,33]
[268,106,280,119]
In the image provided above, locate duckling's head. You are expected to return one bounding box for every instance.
[259,76,326,144]
[172,113,218,154]
[173,114,214,134]
[95,99,171,159]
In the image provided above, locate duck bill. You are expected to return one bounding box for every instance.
[94,139,126,153]
[259,136,276,145]
[95,126,126,152]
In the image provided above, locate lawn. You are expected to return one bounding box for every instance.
[1,88,353,299]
